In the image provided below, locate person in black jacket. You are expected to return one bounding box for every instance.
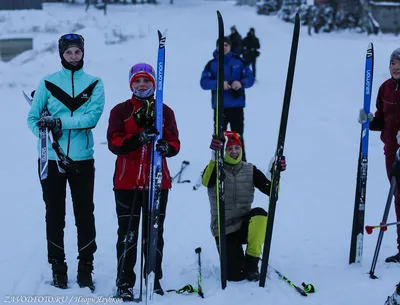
[229,26,243,56]
[242,28,260,78]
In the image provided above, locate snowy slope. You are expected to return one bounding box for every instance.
[1,1,400,304]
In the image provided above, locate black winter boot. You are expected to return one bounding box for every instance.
[154,279,164,296]
[245,254,260,282]
[386,252,400,263]
[50,260,68,289]
[116,283,134,302]
[77,261,95,292]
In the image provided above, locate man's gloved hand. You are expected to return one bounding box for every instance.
[358,108,374,124]
[391,161,400,178]
[37,116,62,129]
[156,139,169,156]
[268,156,287,174]
[210,137,223,151]
[278,156,287,171]
[138,127,159,145]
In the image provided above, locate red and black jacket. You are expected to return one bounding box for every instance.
[370,78,400,156]
[107,96,180,190]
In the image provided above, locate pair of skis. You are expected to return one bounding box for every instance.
[214,12,301,290]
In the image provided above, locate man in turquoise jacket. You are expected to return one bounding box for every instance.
[27,33,105,291]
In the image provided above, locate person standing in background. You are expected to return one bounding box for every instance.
[200,37,255,161]
[229,25,243,56]
[243,28,260,79]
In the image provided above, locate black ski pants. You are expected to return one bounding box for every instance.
[39,160,97,264]
[214,107,246,161]
[215,207,268,281]
[115,189,168,288]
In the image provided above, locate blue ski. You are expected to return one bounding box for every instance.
[349,42,374,264]
[146,29,167,304]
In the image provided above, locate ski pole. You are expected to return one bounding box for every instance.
[195,247,205,298]
[274,269,307,297]
[365,221,400,234]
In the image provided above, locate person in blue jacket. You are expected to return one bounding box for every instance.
[27,33,105,291]
[200,36,254,161]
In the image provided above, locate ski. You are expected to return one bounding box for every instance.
[349,42,374,264]
[259,14,300,287]
[23,91,72,177]
[215,10,227,290]
[146,29,167,304]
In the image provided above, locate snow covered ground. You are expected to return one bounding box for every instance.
[1,0,400,304]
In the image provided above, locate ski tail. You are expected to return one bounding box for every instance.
[215,10,227,290]
[146,29,167,304]
[349,42,374,264]
[259,14,300,288]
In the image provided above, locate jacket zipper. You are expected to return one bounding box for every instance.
[66,71,75,157]
[232,166,236,205]
[86,130,89,149]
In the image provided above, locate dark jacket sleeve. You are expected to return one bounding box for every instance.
[106,103,141,155]
[163,105,180,158]
[200,61,217,91]
[370,84,385,131]
[253,165,271,195]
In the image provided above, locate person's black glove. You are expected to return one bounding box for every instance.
[391,160,400,178]
[37,116,62,129]
[138,127,159,145]
[122,127,159,153]
[156,139,169,156]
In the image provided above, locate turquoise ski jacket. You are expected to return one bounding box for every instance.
[27,67,105,161]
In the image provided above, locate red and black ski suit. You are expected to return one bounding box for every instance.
[370,78,400,249]
[107,96,180,288]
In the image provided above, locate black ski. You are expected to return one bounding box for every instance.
[259,13,300,288]
[215,10,227,290]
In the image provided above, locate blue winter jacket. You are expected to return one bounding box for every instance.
[27,67,105,161]
[200,51,254,109]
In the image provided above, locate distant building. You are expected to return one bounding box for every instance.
[0,0,42,10]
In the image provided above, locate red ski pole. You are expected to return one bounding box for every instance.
[365,221,400,234]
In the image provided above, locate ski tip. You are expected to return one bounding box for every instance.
[158,29,168,40]
[295,12,300,22]
[368,42,373,50]
[216,10,222,17]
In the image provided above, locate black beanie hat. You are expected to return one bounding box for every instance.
[58,33,85,57]
[216,36,231,47]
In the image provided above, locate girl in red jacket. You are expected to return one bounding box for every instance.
[359,48,400,262]
[107,63,180,301]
